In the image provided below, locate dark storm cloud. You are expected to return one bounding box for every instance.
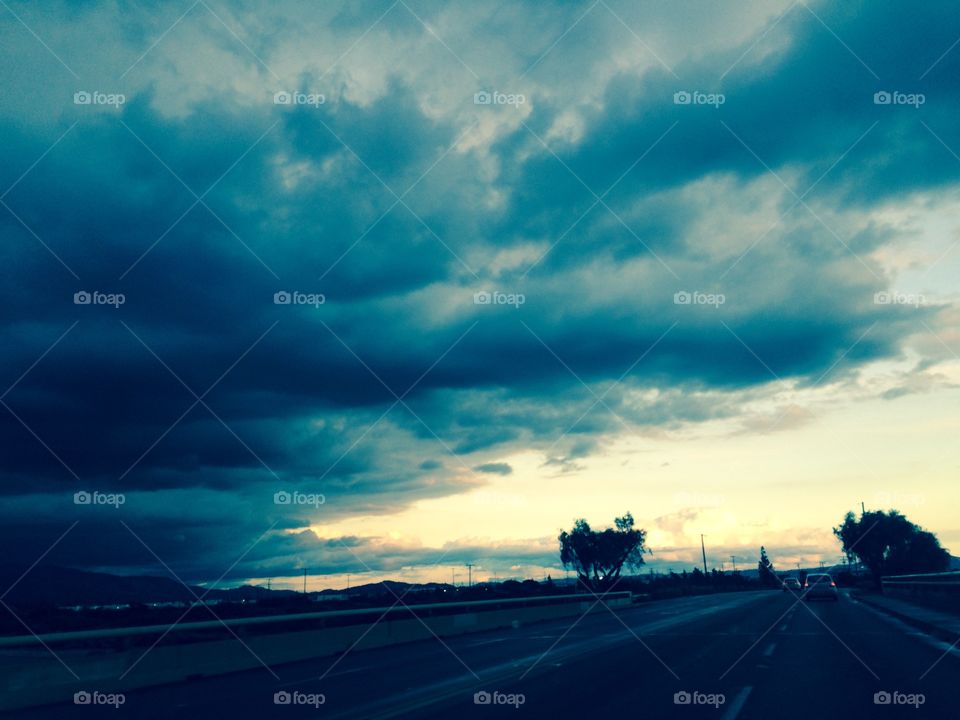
[0,0,956,580]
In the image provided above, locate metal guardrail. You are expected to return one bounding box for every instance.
[0,592,632,647]
[881,571,960,587]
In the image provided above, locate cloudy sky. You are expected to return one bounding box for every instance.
[1,0,958,590]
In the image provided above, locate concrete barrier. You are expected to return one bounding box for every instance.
[881,571,960,611]
[0,592,631,711]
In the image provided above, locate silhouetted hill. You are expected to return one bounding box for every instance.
[0,565,294,607]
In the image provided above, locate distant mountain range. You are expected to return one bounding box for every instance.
[0,565,297,607]
[3,558,958,607]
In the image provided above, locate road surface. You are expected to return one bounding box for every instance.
[9,590,959,718]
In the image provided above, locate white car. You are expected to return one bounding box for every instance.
[782,577,802,593]
[804,573,839,600]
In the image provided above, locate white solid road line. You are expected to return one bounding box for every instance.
[722,686,753,720]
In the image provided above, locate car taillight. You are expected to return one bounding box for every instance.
[804,583,809,588]
[830,582,836,587]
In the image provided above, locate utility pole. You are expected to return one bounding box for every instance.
[346,573,350,590]
[819,560,825,569]
[700,534,708,575]
[466,563,474,588]
[730,555,737,572]
[303,568,307,594]
[861,500,866,516]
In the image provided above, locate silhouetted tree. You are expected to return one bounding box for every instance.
[559,513,648,591]
[758,546,778,587]
[833,510,950,588]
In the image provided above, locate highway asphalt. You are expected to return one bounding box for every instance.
[8,589,959,719]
